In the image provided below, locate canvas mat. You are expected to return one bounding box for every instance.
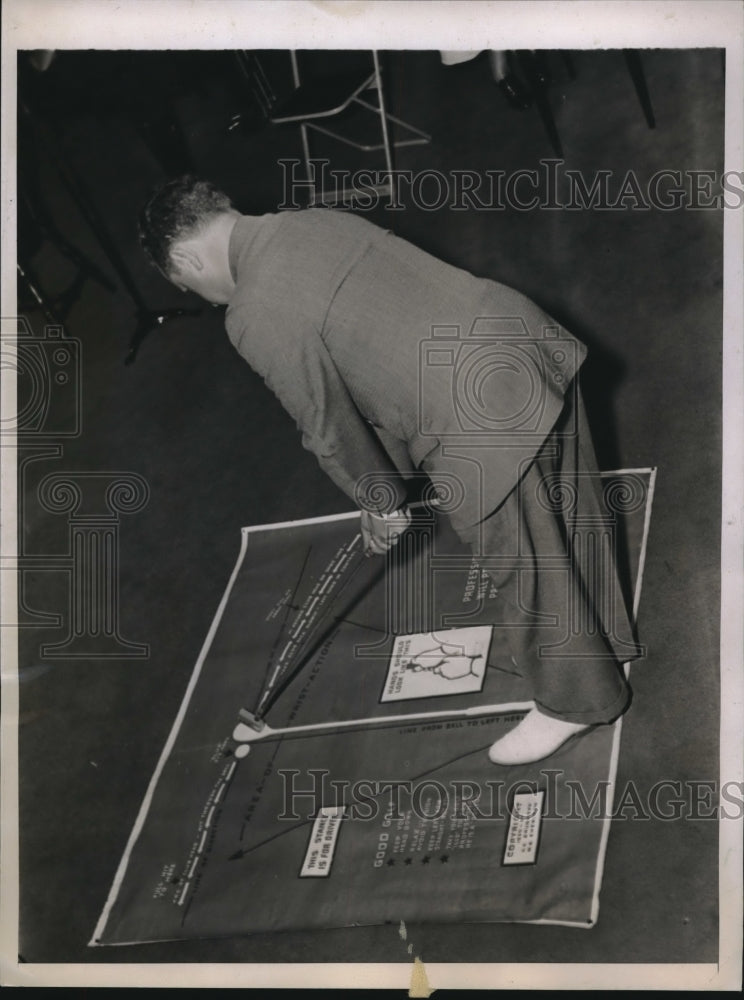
[92,469,655,945]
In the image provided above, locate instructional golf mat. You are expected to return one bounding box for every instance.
[92,469,655,945]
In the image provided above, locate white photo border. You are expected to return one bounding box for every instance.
[1,0,742,991]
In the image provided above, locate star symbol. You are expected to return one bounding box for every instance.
[440,855,449,863]
[404,857,412,865]
[386,858,395,867]
[421,856,430,865]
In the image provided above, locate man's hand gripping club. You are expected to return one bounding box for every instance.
[360,507,412,556]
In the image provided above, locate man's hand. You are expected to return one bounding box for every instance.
[360,507,412,556]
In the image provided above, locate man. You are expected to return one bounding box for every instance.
[139,175,640,765]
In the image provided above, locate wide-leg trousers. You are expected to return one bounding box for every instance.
[450,386,642,724]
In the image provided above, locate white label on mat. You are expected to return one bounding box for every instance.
[503,790,544,866]
[381,627,491,702]
[300,806,345,878]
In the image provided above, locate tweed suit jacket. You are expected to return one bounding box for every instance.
[225,209,587,530]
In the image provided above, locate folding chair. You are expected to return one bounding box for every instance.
[233,51,431,206]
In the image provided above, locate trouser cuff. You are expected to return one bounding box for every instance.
[534,680,631,726]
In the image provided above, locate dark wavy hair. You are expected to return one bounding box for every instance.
[138,175,234,275]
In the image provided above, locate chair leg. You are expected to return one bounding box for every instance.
[289,51,315,185]
[623,49,656,129]
[517,51,564,158]
[17,261,64,326]
[372,50,396,187]
[562,52,576,81]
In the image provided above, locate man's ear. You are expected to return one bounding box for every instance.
[171,245,204,273]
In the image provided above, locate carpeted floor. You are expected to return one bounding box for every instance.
[14,44,724,968]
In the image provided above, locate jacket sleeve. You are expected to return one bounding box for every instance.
[231,309,408,514]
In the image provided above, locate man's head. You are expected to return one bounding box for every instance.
[139,176,239,305]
